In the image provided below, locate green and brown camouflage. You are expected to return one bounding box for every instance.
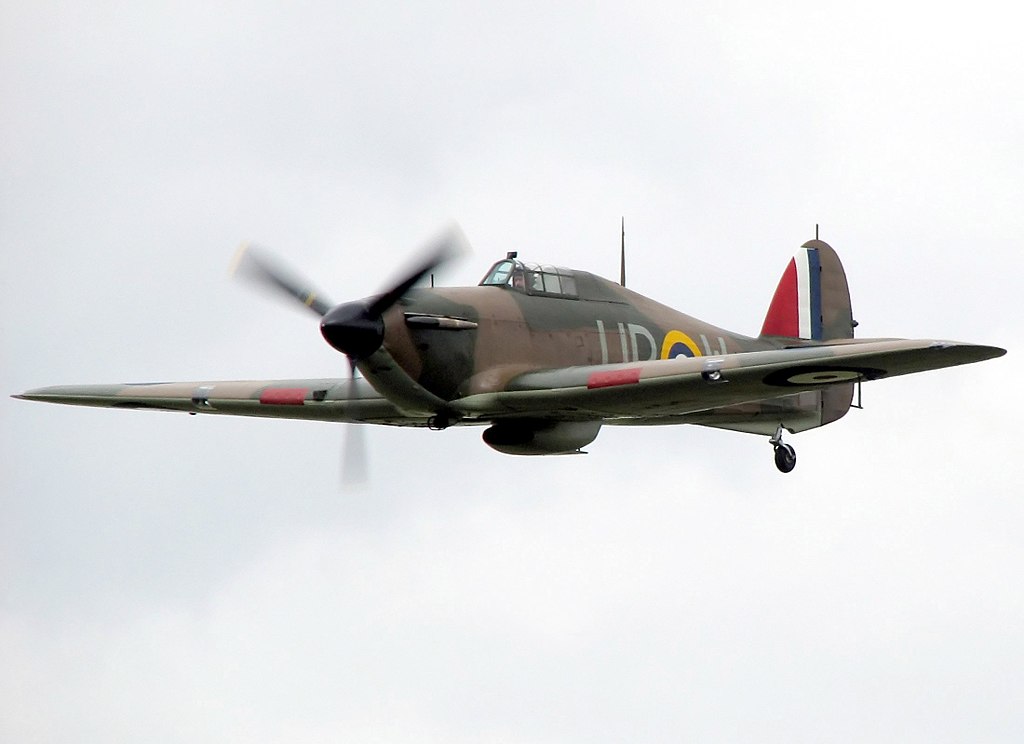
[15,235,1005,470]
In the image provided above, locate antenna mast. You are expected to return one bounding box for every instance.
[620,217,626,287]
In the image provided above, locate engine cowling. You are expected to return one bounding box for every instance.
[482,420,601,455]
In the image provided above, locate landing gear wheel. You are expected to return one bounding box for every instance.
[427,413,451,431]
[768,425,796,473]
[773,443,796,473]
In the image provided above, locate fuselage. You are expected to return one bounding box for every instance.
[375,258,774,402]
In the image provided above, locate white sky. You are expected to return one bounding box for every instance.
[2,2,1021,742]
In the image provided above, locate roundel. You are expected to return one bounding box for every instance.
[660,330,702,359]
[763,365,887,387]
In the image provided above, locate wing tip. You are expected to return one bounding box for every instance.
[12,387,57,401]
[12,387,67,403]
[932,342,1007,362]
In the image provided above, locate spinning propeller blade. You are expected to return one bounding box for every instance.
[319,224,469,358]
[367,225,469,316]
[341,358,368,486]
[231,243,335,317]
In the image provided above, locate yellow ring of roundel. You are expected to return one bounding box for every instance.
[660,330,702,359]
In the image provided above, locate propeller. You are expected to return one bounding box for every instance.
[231,225,469,484]
[318,227,466,358]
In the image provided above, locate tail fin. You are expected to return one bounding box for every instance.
[760,238,857,427]
[760,239,855,342]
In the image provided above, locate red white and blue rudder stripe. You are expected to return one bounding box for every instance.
[760,246,823,341]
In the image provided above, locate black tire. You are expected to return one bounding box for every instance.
[774,443,797,473]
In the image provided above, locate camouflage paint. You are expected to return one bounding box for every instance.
[15,238,1006,460]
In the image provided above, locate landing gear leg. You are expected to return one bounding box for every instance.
[769,425,796,473]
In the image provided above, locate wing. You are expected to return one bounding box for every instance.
[14,377,423,426]
[15,340,1005,429]
[453,339,1006,422]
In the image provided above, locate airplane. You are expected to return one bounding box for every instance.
[14,226,1005,473]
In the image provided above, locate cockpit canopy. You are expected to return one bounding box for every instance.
[479,258,579,299]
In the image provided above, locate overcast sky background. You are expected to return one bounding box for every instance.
[2,2,1021,742]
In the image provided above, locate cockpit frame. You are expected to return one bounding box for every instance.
[479,258,579,299]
